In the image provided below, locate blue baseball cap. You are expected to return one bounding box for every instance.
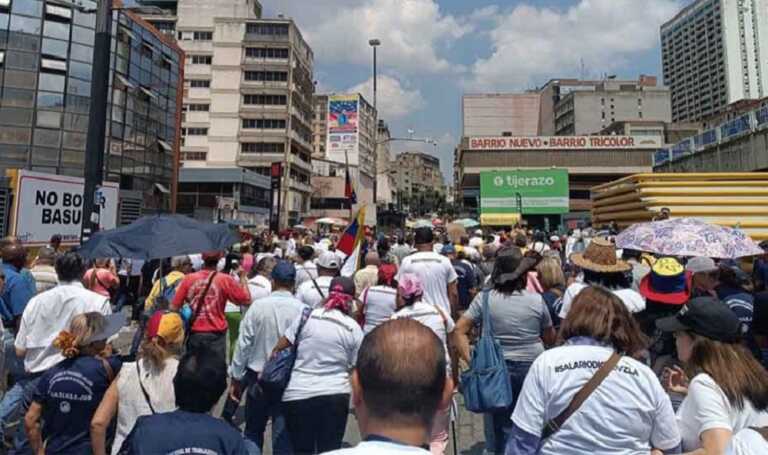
[441,244,456,255]
[271,260,296,282]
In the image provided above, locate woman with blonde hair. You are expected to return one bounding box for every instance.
[657,296,768,453]
[91,311,184,455]
[536,256,566,328]
[25,312,124,454]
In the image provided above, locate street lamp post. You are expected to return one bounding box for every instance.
[369,39,381,208]
[81,0,112,242]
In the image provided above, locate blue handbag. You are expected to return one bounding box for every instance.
[259,306,312,396]
[460,290,514,413]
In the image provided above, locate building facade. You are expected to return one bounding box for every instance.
[390,151,445,212]
[661,0,768,123]
[0,0,184,233]
[551,76,671,135]
[462,93,541,136]
[375,119,395,205]
[311,93,376,179]
[137,0,313,227]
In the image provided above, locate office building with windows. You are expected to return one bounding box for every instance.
[136,0,313,227]
[661,0,768,122]
[0,0,184,232]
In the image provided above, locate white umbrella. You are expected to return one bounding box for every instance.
[316,217,346,226]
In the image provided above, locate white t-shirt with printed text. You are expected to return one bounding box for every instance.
[512,343,680,454]
[396,251,458,315]
[678,373,768,451]
[391,300,455,374]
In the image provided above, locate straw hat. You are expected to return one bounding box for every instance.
[570,237,631,273]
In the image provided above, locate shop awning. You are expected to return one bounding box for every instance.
[480,213,521,226]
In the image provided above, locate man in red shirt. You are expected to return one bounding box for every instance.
[172,251,250,364]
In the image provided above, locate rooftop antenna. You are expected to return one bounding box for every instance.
[579,58,586,80]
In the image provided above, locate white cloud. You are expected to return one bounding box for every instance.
[264,0,470,74]
[348,75,425,120]
[466,0,683,90]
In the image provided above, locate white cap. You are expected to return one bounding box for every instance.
[474,229,483,235]
[550,235,559,242]
[317,251,341,269]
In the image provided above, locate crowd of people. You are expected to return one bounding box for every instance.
[0,222,766,454]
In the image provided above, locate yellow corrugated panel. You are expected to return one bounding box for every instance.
[480,213,521,226]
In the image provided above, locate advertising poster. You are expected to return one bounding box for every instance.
[13,170,119,246]
[480,169,570,215]
[326,94,359,165]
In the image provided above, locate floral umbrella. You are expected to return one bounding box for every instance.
[615,217,763,259]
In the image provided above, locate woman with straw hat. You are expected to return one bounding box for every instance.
[559,237,645,320]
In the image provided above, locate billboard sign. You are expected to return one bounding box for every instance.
[12,170,119,246]
[326,94,359,165]
[468,135,662,151]
[480,169,569,215]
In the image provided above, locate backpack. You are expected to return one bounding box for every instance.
[153,276,181,311]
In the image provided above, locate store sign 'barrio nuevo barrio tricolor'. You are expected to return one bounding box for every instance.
[468,135,662,150]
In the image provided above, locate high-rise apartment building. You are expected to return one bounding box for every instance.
[0,0,184,231]
[137,0,314,227]
[661,0,768,122]
[390,151,445,211]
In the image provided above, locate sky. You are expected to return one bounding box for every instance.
[261,0,688,183]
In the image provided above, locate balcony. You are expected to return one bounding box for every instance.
[288,178,312,193]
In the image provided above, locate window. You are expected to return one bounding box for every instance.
[190,55,212,65]
[187,103,209,111]
[245,47,289,59]
[183,127,208,135]
[246,23,289,35]
[193,31,212,41]
[241,142,284,153]
[181,151,207,161]
[243,94,287,105]
[242,118,286,129]
[244,71,287,82]
[190,79,210,88]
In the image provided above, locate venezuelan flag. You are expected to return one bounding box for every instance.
[336,206,366,256]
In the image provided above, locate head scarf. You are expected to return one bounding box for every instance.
[378,263,397,286]
[323,282,354,314]
[398,273,424,300]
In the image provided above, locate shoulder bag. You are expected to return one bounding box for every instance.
[259,306,312,396]
[136,361,156,414]
[459,290,514,413]
[183,271,217,336]
[541,351,621,440]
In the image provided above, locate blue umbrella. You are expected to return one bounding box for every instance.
[78,214,240,260]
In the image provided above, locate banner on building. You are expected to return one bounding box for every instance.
[12,170,119,246]
[326,94,359,166]
[480,169,569,215]
[468,135,662,151]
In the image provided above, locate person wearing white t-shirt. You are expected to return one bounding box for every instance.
[390,274,454,455]
[323,319,452,455]
[272,276,363,454]
[294,245,318,288]
[295,252,338,308]
[247,256,276,303]
[656,296,768,454]
[360,265,399,335]
[558,237,645,319]
[726,428,768,455]
[396,228,458,316]
[508,286,681,454]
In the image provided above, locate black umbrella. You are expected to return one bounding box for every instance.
[78,214,240,260]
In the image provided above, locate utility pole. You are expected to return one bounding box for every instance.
[81,0,112,242]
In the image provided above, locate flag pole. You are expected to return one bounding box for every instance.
[345,149,353,222]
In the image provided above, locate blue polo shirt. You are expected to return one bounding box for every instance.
[1,263,35,325]
[118,410,248,455]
